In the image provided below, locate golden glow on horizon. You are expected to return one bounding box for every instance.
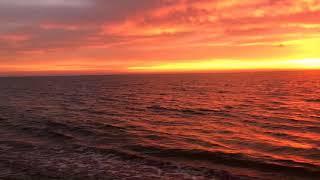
[129,59,320,72]
[1,59,320,74]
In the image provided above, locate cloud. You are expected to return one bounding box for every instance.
[0,0,319,74]
[0,0,91,7]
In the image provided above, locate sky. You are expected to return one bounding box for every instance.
[1,0,320,75]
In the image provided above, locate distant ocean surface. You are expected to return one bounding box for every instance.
[0,71,319,180]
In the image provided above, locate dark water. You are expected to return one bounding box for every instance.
[0,71,319,180]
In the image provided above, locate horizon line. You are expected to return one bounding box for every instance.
[1,69,319,78]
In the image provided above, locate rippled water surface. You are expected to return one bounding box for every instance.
[0,71,319,179]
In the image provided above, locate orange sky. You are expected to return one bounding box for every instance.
[0,0,320,75]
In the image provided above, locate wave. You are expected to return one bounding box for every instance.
[125,145,320,179]
[65,144,251,180]
[0,140,248,180]
[304,98,320,103]
[1,112,127,144]
[148,105,232,117]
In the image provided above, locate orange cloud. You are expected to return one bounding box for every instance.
[40,23,82,31]
[0,34,30,43]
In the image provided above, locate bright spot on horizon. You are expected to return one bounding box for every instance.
[128,59,320,72]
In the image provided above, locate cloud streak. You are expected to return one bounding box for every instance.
[0,0,91,7]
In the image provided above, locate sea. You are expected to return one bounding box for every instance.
[0,71,319,180]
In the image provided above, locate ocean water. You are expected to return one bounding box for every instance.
[0,71,319,180]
